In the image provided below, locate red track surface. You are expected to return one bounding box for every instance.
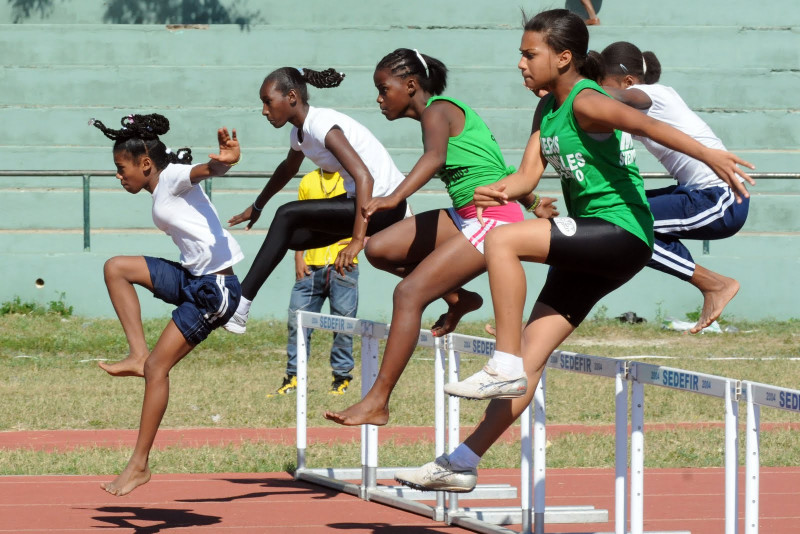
[2,427,799,533]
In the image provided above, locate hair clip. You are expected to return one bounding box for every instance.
[619,63,629,74]
[413,49,429,77]
[87,118,96,126]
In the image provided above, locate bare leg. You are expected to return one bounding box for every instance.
[465,304,575,456]
[101,320,193,496]
[366,211,483,337]
[580,0,600,23]
[326,213,486,426]
[98,256,155,377]
[689,264,740,334]
[462,219,570,455]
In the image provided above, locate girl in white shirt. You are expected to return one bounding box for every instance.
[225,67,407,334]
[601,41,749,333]
[90,113,242,496]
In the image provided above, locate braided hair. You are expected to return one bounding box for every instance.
[90,113,192,169]
[375,48,447,95]
[264,67,346,104]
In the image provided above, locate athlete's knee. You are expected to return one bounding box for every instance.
[392,278,429,309]
[104,256,132,282]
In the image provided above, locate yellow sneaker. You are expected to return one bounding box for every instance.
[329,377,350,395]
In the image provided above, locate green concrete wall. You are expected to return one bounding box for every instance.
[1,0,798,322]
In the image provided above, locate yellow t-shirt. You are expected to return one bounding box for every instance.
[298,169,358,266]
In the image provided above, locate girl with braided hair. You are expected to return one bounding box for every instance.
[224,66,407,334]
[324,48,556,427]
[91,113,243,496]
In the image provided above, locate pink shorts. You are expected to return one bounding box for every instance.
[446,203,524,254]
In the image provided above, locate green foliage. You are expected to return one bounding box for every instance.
[1,294,73,318]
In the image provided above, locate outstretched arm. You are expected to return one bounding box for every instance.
[227,147,305,230]
[573,89,755,201]
[190,128,241,183]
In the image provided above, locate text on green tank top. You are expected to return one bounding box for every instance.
[539,79,654,248]
[426,96,515,208]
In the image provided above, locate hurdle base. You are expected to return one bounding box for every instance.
[448,505,608,526]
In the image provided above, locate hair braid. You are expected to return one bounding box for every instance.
[301,67,345,89]
[375,48,447,95]
[90,113,191,168]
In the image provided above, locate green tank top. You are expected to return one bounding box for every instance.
[426,96,515,208]
[539,79,654,248]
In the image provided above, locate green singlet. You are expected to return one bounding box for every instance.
[426,96,515,209]
[539,79,654,248]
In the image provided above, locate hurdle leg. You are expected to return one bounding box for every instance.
[724,380,740,534]
[615,362,629,534]
[745,383,760,534]
[360,321,380,499]
[296,310,309,474]
[630,380,645,534]
[532,371,546,534]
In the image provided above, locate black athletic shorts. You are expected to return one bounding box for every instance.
[537,217,652,326]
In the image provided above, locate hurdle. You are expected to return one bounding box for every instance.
[444,334,611,534]
[741,380,800,534]
[630,362,737,534]
[292,311,515,522]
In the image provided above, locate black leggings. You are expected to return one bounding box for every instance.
[537,217,652,326]
[241,194,407,300]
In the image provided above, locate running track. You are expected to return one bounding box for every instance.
[2,427,799,533]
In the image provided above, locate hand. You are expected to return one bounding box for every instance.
[334,238,364,276]
[295,258,311,281]
[228,203,261,231]
[208,128,240,165]
[474,184,509,226]
[702,147,755,203]
[362,195,399,221]
[534,196,559,218]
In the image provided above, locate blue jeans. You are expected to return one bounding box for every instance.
[286,265,358,379]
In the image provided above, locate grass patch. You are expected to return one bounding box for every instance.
[1,314,799,472]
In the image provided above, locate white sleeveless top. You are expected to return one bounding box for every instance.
[631,83,727,190]
[290,106,405,198]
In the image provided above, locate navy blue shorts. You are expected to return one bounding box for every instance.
[145,256,241,345]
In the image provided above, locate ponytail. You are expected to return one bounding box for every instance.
[600,41,661,84]
[89,113,192,168]
[264,66,345,104]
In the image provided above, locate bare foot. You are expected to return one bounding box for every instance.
[324,398,389,426]
[484,323,497,337]
[98,355,147,377]
[690,267,740,334]
[100,463,151,496]
[431,291,483,337]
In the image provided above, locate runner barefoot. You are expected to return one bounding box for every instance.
[324,48,551,427]
[599,41,750,333]
[91,113,242,496]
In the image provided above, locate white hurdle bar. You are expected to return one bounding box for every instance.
[293,311,511,523]
[741,380,800,534]
[444,334,610,534]
[631,363,738,534]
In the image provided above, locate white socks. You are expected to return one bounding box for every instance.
[448,443,481,471]
[236,297,252,316]
[488,350,524,377]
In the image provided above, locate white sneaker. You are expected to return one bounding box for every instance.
[444,365,527,400]
[222,311,248,334]
[395,454,477,493]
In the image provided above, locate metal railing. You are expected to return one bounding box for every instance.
[1,171,796,252]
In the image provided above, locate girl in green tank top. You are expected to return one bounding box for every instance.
[324,48,556,427]
[393,10,757,492]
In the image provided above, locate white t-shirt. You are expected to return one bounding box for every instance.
[631,84,727,190]
[151,164,244,276]
[289,106,405,198]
